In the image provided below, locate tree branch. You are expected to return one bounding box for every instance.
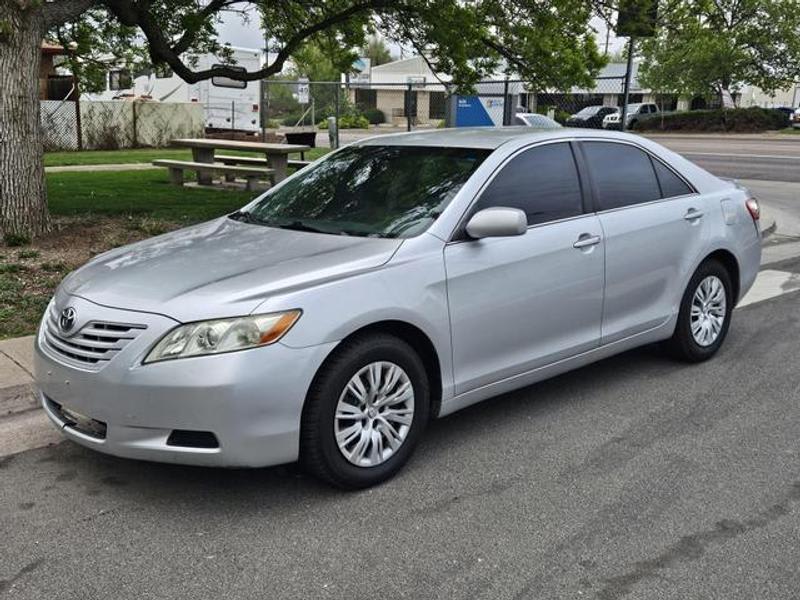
[103,0,394,83]
[42,0,98,28]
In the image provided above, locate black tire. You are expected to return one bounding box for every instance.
[300,333,430,489]
[665,259,733,362]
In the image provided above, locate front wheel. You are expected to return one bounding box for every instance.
[666,259,733,362]
[300,333,430,488]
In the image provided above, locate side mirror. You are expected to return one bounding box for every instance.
[465,207,527,239]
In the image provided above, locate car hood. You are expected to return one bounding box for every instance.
[62,217,403,322]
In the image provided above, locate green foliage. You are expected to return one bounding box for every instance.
[536,106,571,124]
[363,108,386,125]
[3,233,30,247]
[318,114,369,129]
[631,107,790,132]
[361,36,393,66]
[639,0,800,104]
[43,1,605,94]
[49,8,145,93]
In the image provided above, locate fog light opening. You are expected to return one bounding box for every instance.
[166,430,220,449]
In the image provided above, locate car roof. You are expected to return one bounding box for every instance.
[356,126,643,150]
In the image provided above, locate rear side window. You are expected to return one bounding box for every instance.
[652,159,693,198]
[474,142,583,226]
[582,142,661,210]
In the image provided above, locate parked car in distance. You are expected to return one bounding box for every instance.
[565,105,618,128]
[603,103,660,129]
[772,106,797,119]
[513,112,562,128]
[792,108,800,129]
[35,128,762,489]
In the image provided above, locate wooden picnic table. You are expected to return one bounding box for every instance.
[171,138,311,185]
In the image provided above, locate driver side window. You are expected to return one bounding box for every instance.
[473,143,584,226]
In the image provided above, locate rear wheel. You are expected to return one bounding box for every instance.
[666,259,733,362]
[300,333,429,488]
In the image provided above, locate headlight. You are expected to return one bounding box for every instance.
[144,310,301,363]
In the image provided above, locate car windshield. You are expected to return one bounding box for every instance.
[576,106,601,116]
[238,145,490,239]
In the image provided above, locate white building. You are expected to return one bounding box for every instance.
[739,84,800,109]
[345,56,450,126]
[344,55,779,123]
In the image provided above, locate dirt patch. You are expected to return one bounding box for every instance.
[0,216,181,339]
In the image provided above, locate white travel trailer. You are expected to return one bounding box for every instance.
[83,46,263,133]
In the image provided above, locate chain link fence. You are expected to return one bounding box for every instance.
[262,76,635,148]
[40,75,637,152]
[40,100,204,151]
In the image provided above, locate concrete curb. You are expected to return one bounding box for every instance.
[762,218,778,239]
[45,163,161,173]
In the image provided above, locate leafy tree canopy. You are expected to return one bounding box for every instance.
[638,0,800,105]
[361,35,393,66]
[37,0,605,93]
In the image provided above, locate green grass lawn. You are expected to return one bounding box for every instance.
[45,146,331,167]
[0,164,319,339]
[47,169,255,221]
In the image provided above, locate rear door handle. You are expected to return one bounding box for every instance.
[573,234,602,249]
[684,208,704,221]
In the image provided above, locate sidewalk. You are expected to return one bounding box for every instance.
[0,335,62,456]
[45,163,161,173]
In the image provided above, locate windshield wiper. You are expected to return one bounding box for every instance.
[276,221,331,234]
[228,210,262,224]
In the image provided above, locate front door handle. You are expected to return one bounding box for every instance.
[573,234,602,249]
[684,208,704,221]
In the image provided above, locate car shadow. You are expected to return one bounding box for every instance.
[27,341,708,510]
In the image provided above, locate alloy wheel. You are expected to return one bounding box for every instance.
[334,361,415,467]
[690,275,727,347]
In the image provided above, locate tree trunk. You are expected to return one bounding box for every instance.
[720,85,736,110]
[0,0,50,241]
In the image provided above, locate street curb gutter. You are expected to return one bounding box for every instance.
[0,383,37,417]
[762,219,778,239]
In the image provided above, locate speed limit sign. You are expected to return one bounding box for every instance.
[297,77,310,104]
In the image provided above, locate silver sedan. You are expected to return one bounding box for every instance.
[34,127,762,488]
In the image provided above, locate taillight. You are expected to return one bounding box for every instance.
[745,197,760,221]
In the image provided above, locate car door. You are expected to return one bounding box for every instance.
[579,140,707,345]
[444,142,605,395]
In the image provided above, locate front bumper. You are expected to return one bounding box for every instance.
[35,295,336,468]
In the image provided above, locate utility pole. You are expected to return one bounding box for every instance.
[620,37,635,131]
[261,28,269,142]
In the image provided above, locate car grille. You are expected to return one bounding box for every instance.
[43,308,146,370]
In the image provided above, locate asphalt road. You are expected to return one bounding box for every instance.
[2,133,800,600]
[651,136,800,183]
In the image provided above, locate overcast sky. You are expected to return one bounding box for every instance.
[216,11,626,66]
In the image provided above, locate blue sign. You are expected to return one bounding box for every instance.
[455,96,504,127]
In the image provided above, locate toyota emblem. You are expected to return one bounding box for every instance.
[59,307,77,333]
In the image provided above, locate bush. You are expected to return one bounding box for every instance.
[631,107,789,133]
[536,106,571,125]
[3,232,30,247]
[363,108,386,125]
[319,114,370,129]
[281,113,319,127]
